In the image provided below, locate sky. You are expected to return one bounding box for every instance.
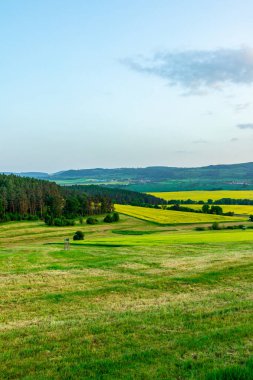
[0,0,253,173]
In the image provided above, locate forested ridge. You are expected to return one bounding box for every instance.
[0,174,114,222]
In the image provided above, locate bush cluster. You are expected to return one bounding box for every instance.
[44,215,75,226]
[0,213,40,222]
[104,212,120,223]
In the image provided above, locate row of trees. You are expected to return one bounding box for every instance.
[167,204,226,215]
[68,185,167,206]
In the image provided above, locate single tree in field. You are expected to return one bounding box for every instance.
[202,204,210,214]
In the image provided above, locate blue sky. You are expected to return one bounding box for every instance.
[1,0,253,172]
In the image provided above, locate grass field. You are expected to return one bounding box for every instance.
[150,190,253,202]
[115,204,246,225]
[75,228,253,246]
[1,214,253,379]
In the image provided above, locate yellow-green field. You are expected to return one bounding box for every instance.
[115,204,246,225]
[150,190,253,202]
[188,204,253,215]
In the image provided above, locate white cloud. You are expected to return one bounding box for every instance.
[124,47,253,93]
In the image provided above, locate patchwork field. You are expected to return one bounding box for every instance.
[150,190,253,202]
[115,204,247,225]
[1,213,253,379]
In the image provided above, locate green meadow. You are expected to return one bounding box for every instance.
[1,214,253,379]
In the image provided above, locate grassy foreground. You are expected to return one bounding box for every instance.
[0,216,253,379]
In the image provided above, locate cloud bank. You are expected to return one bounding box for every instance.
[237,123,253,129]
[124,47,253,91]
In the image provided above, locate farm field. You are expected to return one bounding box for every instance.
[188,204,253,215]
[1,214,253,379]
[115,204,247,225]
[150,190,253,202]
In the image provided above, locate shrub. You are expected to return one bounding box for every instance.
[44,214,54,226]
[202,204,210,213]
[45,217,75,226]
[195,226,205,231]
[211,222,220,230]
[73,230,84,240]
[54,218,64,226]
[27,215,39,221]
[249,215,253,222]
[86,217,99,225]
[210,205,223,215]
[64,219,75,226]
[103,212,120,223]
[104,214,114,223]
[112,212,120,222]
[79,217,84,225]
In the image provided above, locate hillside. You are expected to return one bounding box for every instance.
[5,162,253,191]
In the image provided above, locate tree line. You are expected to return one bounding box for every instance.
[167,204,230,216]
[67,185,167,206]
[0,174,114,224]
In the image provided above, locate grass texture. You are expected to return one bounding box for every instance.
[0,215,253,379]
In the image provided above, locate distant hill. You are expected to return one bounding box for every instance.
[51,162,253,180]
[3,162,253,191]
[2,172,49,179]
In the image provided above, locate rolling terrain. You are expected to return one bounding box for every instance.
[0,210,253,379]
